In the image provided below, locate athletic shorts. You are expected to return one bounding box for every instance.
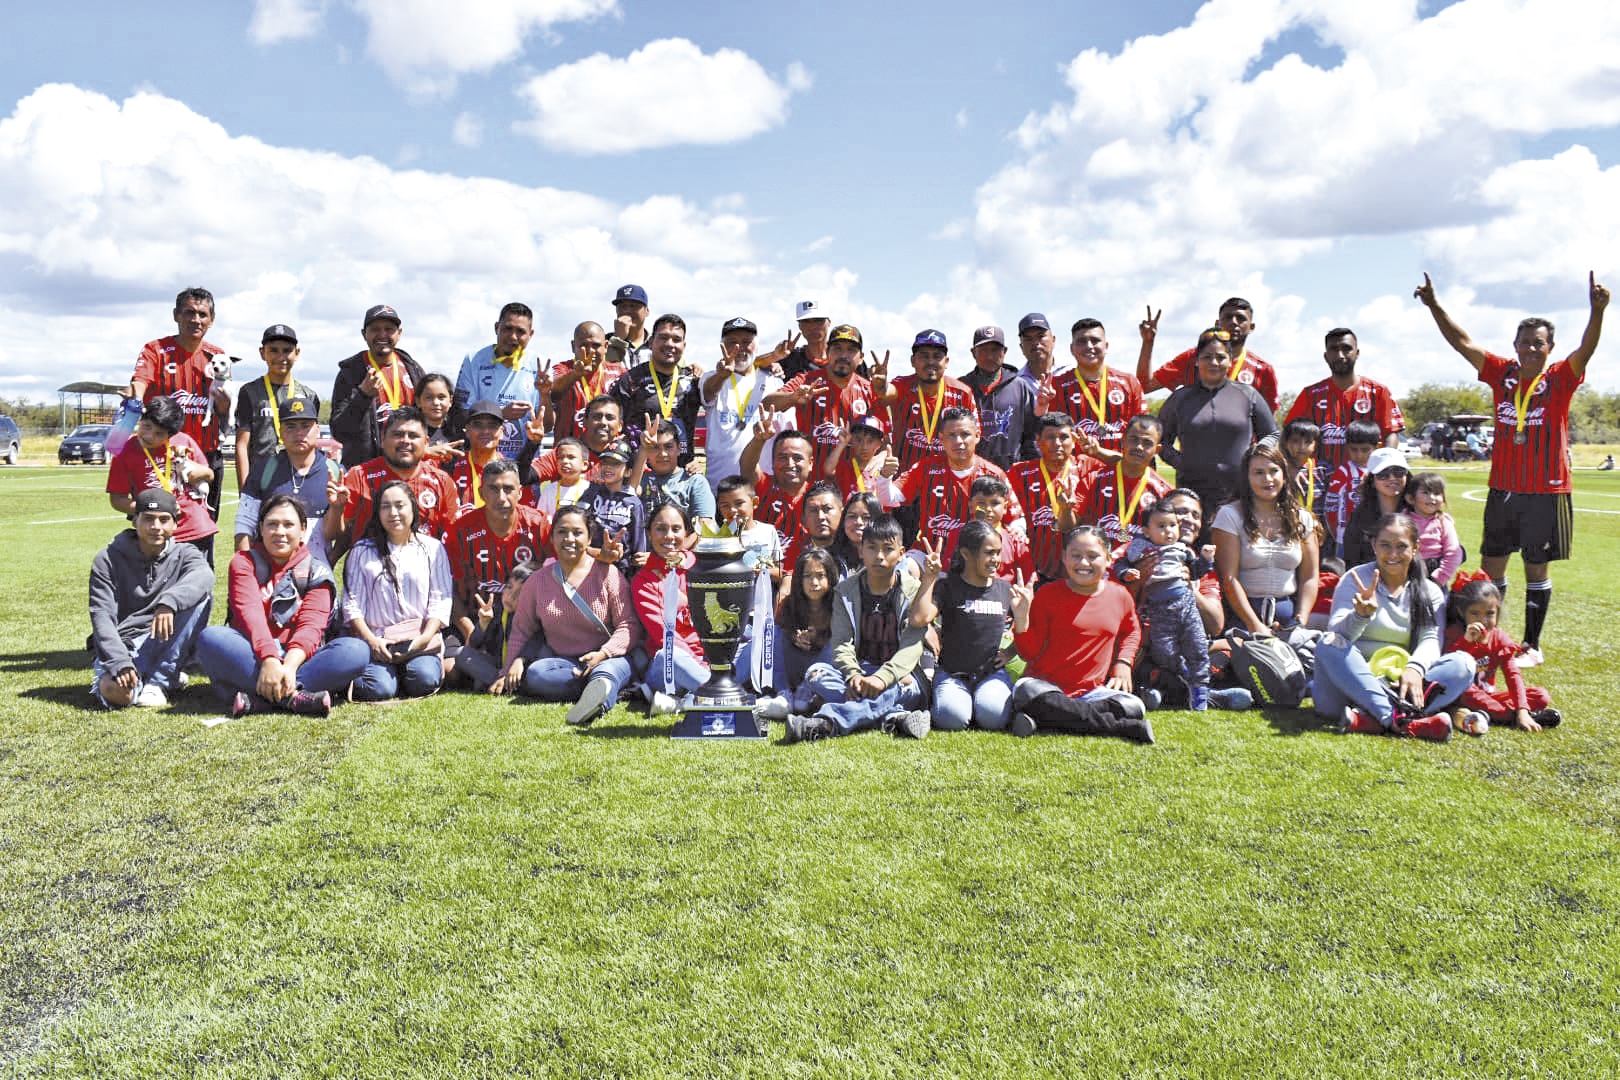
[1480,489,1572,563]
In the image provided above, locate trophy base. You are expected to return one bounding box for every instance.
[671,703,767,740]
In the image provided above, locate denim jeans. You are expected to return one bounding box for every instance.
[806,661,927,735]
[91,598,213,706]
[353,654,444,701]
[521,643,636,704]
[932,669,1012,731]
[636,644,711,697]
[1311,637,1476,726]
[195,626,370,702]
[774,628,833,708]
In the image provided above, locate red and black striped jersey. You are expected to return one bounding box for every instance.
[339,458,462,548]
[755,476,808,540]
[897,455,1019,556]
[1284,376,1403,487]
[132,336,225,455]
[1071,461,1171,544]
[549,359,627,442]
[888,375,976,472]
[1048,366,1146,451]
[1008,458,1085,581]
[1480,354,1583,494]
[1155,348,1279,411]
[444,504,553,612]
[783,371,877,474]
[447,451,537,510]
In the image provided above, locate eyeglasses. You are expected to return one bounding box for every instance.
[1376,469,1409,480]
[1198,328,1233,342]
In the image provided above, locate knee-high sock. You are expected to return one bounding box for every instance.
[1492,579,1509,607]
[1523,579,1552,649]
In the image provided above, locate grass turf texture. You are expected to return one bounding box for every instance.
[2,464,1618,1076]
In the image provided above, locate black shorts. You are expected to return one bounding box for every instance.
[1480,489,1572,563]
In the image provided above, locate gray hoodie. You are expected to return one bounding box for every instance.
[88,530,214,672]
[830,567,927,690]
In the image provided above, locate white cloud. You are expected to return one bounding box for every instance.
[248,0,328,45]
[966,0,1620,390]
[452,111,483,148]
[0,84,832,397]
[514,38,809,154]
[955,108,968,131]
[249,0,617,93]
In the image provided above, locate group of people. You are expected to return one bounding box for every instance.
[89,272,1607,745]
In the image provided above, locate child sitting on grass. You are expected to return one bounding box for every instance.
[756,548,839,718]
[1444,574,1560,734]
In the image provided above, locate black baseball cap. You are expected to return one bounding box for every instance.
[261,324,298,346]
[722,317,758,337]
[598,437,636,463]
[1017,313,1051,333]
[363,304,401,327]
[133,488,179,517]
[278,393,319,422]
[465,399,505,423]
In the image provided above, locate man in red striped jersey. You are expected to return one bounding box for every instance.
[765,323,877,476]
[1137,297,1280,411]
[877,407,1019,559]
[739,426,816,541]
[126,287,231,523]
[1415,271,1610,662]
[1008,413,1084,582]
[1050,318,1147,452]
[549,321,626,444]
[324,405,461,560]
[445,459,552,650]
[1283,328,1403,520]
[1070,414,1171,546]
[874,330,977,472]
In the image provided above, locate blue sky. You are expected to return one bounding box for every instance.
[2,0,1619,404]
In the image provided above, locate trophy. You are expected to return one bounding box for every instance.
[671,524,766,739]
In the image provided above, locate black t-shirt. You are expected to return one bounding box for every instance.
[234,377,320,472]
[934,574,1011,677]
[855,578,902,669]
[608,363,703,463]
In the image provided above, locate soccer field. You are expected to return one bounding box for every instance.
[1,464,1618,1076]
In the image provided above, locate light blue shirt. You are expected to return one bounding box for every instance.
[454,345,541,459]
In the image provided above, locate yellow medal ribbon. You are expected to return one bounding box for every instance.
[1115,464,1151,537]
[650,365,678,419]
[496,346,525,371]
[915,379,948,442]
[469,449,496,509]
[854,457,869,493]
[367,352,402,408]
[1038,457,1070,523]
[729,370,757,423]
[1511,368,1546,441]
[1303,457,1316,510]
[141,440,173,494]
[1229,347,1248,382]
[1074,366,1108,425]
[264,376,284,442]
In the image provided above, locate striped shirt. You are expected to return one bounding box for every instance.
[1479,354,1582,494]
[1048,366,1147,451]
[341,534,453,632]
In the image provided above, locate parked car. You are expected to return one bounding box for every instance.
[317,425,343,461]
[58,423,112,465]
[0,414,18,465]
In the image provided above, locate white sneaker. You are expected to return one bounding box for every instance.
[1516,646,1544,668]
[174,671,190,691]
[133,684,168,708]
[648,691,681,717]
[754,695,791,721]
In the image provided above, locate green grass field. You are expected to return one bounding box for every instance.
[2,463,1618,1077]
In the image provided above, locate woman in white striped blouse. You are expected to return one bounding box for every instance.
[343,480,454,700]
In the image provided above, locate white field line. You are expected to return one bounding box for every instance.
[1460,488,1620,515]
[15,496,239,527]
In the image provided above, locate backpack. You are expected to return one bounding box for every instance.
[1226,629,1309,707]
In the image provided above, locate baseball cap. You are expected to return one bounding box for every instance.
[278,393,319,422]
[132,488,179,517]
[261,324,298,346]
[363,304,401,327]
[796,300,829,322]
[851,413,887,437]
[598,437,636,463]
[465,399,504,423]
[828,323,863,348]
[614,284,648,307]
[1366,447,1409,476]
[912,329,948,350]
[1017,313,1051,333]
[971,325,1006,349]
[721,317,758,337]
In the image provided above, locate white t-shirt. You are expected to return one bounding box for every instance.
[1212,502,1314,600]
[703,369,781,489]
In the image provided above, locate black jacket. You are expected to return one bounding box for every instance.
[330,348,426,468]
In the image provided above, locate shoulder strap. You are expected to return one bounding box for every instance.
[552,562,611,638]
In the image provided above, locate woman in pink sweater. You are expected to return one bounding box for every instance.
[194,494,369,717]
[1009,525,1154,743]
[497,504,639,727]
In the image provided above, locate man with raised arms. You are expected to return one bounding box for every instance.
[1137,297,1280,411]
[1414,270,1608,665]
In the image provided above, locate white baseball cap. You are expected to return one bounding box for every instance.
[795,300,828,322]
[1366,447,1409,475]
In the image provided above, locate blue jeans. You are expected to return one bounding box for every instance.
[353,654,444,701]
[195,626,370,702]
[521,644,636,704]
[932,670,1012,731]
[636,644,711,696]
[806,661,927,735]
[91,598,213,706]
[1311,638,1476,726]
[774,628,833,707]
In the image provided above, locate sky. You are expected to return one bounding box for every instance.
[3,0,1620,407]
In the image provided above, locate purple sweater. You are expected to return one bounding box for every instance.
[505,558,637,663]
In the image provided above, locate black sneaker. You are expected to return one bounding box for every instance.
[885,710,930,739]
[1531,707,1562,729]
[566,677,613,727]
[1009,711,1037,737]
[782,714,835,744]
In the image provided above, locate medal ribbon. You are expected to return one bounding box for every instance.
[468,449,496,509]
[660,567,679,695]
[650,366,678,420]
[1229,347,1248,382]
[264,377,284,441]
[141,441,174,494]
[1038,457,1069,523]
[367,353,402,408]
[915,379,947,442]
[1511,369,1545,442]
[1303,457,1316,511]
[1116,464,1151,538]
[729,370,757,424]
[496,346,525,371]
[1075,367,1108,424]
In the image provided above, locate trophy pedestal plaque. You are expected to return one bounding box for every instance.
[673,529,766,740]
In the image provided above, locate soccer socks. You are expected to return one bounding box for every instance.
[1491,579,1509,606]
[1523,579,1552,650]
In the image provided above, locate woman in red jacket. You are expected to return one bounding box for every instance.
[1010,525,1155,743]
[194,494,369,717]
[631,502,710,716]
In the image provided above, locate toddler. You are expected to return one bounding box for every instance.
[1124,503,1217,709]
[1444,575,1559,733]
[1403,471,1463,588]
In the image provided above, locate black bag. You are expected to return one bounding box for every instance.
[1226,629,1308,707]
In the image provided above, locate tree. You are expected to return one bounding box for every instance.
[1399,383,1491,432]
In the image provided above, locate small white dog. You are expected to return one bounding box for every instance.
[194,353,236,501]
